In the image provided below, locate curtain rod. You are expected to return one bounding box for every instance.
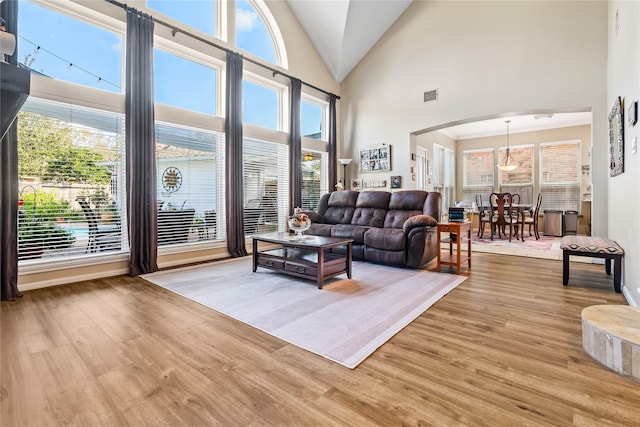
[104,0,339,100]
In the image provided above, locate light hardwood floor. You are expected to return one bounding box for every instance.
[2,253,638,426]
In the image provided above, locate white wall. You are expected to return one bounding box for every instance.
[341,1,608,237]
[608,1,640,306]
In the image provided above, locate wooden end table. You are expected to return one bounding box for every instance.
[252,232,353,289]
[436,221,471,274]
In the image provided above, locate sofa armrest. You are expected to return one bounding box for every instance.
[301,210,325,224]
[403,214,437,233]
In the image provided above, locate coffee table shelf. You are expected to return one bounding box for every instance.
[252,232,353,289]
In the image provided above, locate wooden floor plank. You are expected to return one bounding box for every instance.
[2,252,639,426]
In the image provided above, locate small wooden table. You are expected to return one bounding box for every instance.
[252,232,353,289]
[437,221,471,274]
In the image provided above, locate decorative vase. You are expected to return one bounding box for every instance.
[287,208,311,239]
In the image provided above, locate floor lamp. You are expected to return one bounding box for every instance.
[338,158,352,190]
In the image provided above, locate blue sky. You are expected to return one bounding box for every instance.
[17,0,321,137]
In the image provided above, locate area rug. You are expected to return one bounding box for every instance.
[466,233,563,260]
[471,233,556,250]
[142,258,466,369]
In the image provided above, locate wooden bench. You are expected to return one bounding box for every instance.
[560,236,624,293]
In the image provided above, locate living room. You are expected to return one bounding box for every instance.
[1,0,639,424]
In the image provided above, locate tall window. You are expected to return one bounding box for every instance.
[243,139,289,236]
[147,0,216,36]
[433,144,455,213]
[155,122,224,246]
[17,98,127,262]
[154,49,218,116]
[242,79,280,129]
[301,151,327,210]
[236,0,277,63]
[462,148,494,204]
[301,99,324,139]
[499,145,534,203]
[18,0,122,93]
[540,141,581,212]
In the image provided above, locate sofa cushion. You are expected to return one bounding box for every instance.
[384,209,424,229]
[331,224,370,244]
[388,190,427,210]
[350,191,390,227]
[324,190,359,224]
[364,227,406,251]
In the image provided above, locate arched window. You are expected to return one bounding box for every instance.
[235,0,288,68]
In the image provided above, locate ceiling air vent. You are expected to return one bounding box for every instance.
[423,89,438,103]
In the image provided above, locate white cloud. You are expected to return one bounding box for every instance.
[236,9,259,32]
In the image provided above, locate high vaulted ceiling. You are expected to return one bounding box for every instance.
[287,0,413,83]
[287,1,593,138]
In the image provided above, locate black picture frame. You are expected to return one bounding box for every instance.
[390,175,401,188]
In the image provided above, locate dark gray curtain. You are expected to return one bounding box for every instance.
[1,0,21,301]
[125,8,158,276]
[225,51,247,257]
[288,78,302,211]
[328,94,338,191]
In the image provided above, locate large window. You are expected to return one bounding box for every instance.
[17,98,127,262]
[18,0,122,93]
[154,49,218,116]
[301,99,325,139]
[242,79,280,129]
[540,141,581,212]
[462,148,494,204]
[147,0,216,36]
[155,122,224,246]
[499,145,534,203]
[433,144,455,213]
[236,0,277,63]
[301,151,327,210]
[243,139,289,236]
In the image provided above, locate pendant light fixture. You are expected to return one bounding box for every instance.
[498,119,518,171]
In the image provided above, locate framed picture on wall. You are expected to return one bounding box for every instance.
[359,144,391,172]
[390,175,401,188]
[609,96,624,177]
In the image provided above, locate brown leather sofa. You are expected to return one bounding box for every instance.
[303,190,442,268]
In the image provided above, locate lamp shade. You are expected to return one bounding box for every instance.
[338,158,352,165]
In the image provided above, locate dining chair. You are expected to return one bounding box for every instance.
[490,192,519,241]
[524,193,543,240]
[476,194,492,238]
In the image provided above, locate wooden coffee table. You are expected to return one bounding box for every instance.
[252,232,353,289]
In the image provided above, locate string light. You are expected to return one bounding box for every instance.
[18,36,120,89]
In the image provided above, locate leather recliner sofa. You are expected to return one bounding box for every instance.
[303,190,442,268]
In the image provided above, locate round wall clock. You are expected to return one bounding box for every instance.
[162,166,183,193]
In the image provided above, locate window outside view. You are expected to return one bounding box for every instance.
[16,0,328,264]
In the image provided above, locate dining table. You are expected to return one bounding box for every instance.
[480,203,534,242]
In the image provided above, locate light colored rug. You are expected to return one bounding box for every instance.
[142,257,466,369]
[469,233,563,260]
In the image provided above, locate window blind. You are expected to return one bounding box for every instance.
[243,138,289,235]
[155,121,223,246]
[18,98,127,262]
[301,150,327,210]
[462,148,494,204]
[540,141,581,212]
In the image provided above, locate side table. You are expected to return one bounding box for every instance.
[436,221,471,274]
